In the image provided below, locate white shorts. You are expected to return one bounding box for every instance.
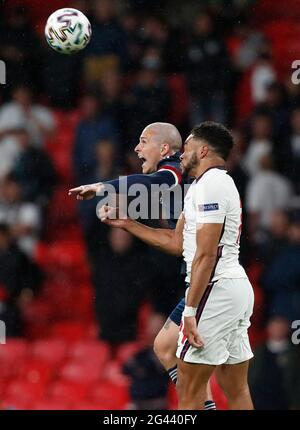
[176,278,254,366]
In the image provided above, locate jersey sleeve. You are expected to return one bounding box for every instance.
[157,164,182,187]
[102,168,181,194]
[194,180,227,224]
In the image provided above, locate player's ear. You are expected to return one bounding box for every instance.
[199,144,209,159]
[160,143,169,156]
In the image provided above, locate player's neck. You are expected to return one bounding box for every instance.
[194,157,226,179]
[162,150,176,159]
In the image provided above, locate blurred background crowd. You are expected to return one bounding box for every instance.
[0,0,300,410]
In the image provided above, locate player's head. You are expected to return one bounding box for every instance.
[135,122,182,173]
[180,121,234,176]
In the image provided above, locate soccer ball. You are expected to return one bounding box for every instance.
[45,8,92,54]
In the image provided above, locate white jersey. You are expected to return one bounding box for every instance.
[183,166,247,283]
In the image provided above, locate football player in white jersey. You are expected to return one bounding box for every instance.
[100,122,254,410]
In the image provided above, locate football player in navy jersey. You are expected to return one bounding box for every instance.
[68,122,215,409]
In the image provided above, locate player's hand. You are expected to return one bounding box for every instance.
[98,205,131,229]
[184,316,204,348]
[68,183,104,200]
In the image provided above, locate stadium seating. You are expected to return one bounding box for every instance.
[31,339,68,366]
[16,360,55,386]
[31,400,70,410]
[69,340,111,365]
[47,380,89,403]
[89,381,130,410]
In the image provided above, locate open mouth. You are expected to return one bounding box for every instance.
[139,157,147,168]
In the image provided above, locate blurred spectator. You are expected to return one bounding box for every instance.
[138,15,184,73]
[285,76,300,109]
[77,139,120,237]
[250,45,276,105]
[145,246,185,320]
[261,215,300,321]
[120,10,144,71]
[10,128,57,205]
[227,129,249,202]
[277,107,300,192]
[254,83,290,140]
[242,112,273,177]
[84,0,128,83]
[257,210,290,266]
[227,129,249,264]
[126,47,170,146]
[0,85,56,147]
[73,92,119,186]
[0,223,41,337]
[0,174,41,257]
[101,71,129,150]
[43,49,83,109]
[246,153,293,237]
[231,18,266,72]
[0,128,20,180]
[0,5,42,98]
[249,316,300,410]
[123,312,169,410]
[0,84,55,179]
[95,139,120,181]
[69,0,90,15]
[185,11,232,125]
[94,228,145,345]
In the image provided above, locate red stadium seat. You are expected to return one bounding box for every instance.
[59,361,102,385]
[137,302,153,342]
[0,338,27,359]
[5,1,71,28]
[89,381,130,410]
[168,383,178,410]
[4,379,45,403]
[31,400,71,410]
[17,360,54,386]
[48,148,73,182]
[42,283,93,321]
[252,0,300,23]
[31,339,68,366]
[48,380,89,402]
[46,187,79,224]
[78,398,128,410]
[49,321,90,342]
[71,402,104,410]
[22,300,56,338]
[101,361,132,389]
[0,339,28,368]
[167,74,189,126]
[35,240,90,283]
[1,397,31,410]
[69,340,110,365]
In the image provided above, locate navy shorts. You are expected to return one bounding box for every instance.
[169,297,185,326]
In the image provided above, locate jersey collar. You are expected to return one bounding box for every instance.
[196,165,226,182]
[157,151,181,169]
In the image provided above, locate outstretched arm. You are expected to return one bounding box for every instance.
[68,168,181,200]
[99,205,184,257]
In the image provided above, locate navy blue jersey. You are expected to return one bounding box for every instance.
[156,152,184,229]
[103,152,186,229]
